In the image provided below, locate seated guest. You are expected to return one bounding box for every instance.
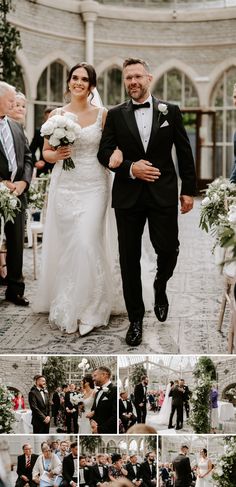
[15,443,38,487]
[108,454,128,482]
[32,443,62,486]
[62,442,78,487]
[125,455,142,486]
[79,455,90,487]
[90,454,109,487]
[140,453,156,487]
[119,391,136,432]
[56,440,69,463]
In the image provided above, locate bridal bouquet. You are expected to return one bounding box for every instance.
[40,113,81,171]
[70,392,83,406]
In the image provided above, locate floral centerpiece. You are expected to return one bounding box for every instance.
[40,112,81,171]
[213,436,236,487]
[199,177,236,233]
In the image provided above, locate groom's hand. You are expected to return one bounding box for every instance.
[131,160,161,182]
[90,419,98,433]
[180,195,194,214]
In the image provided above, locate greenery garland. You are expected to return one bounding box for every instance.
[0,384,15,433]
[188,357,216,433]
[213,436,236,487]
[0,0,22,86]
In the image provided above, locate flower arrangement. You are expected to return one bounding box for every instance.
[0,181,21,223]
[188,357,216,434]
[40,112,81,171]
[0,383,15,433]
[213,436,236,487]
[28,173,51,210]
[199,177,236,233]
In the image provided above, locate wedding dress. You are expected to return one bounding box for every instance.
[156,382,174,425]
[195,458,213,487]
[78,394,94,434]
[34,107,154,334]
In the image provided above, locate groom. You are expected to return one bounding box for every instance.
[173,444,192,487]
[98,57,196,347]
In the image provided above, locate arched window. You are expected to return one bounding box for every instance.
[211,66,236,177]
[34,61,68,129]
[129,440,138,452]
[152,68,199,107]
[97,67,125,107]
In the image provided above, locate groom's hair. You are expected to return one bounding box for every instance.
[96,366,111,377]
[33,374,45,382]
[123,57,150,73]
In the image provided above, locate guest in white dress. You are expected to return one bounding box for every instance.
[78,375,95,434]
[195,449,213,487]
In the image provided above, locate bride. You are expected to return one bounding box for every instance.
[78,375,95,434]
[195,448,213,487]
[156,381,174,425]
[33,62,123,335]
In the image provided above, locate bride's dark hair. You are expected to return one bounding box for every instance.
[65,62,97,101]
[82,374,95,389]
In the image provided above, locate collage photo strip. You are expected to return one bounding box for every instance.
[1,1,236,487]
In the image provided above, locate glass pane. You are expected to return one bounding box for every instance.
[50,62,64,102]
[213,81,223,107]
[167,69,181,104]
[34,104,47,130]
[107,68,122,106]
[226,144,234,177]
[215,111,223,142]
[215,146,223,178]
[226,109,236,143]
[226,67,236,106]
[185,77,199,107]
[152,76,164,99]
[37,68,47,101]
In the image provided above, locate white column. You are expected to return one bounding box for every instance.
[80,1,99,64]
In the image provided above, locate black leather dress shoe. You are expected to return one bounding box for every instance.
[5,294,29,306]
[154,289,169,322]
[125,320,143,346]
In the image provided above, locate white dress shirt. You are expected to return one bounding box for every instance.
[132,94,153,152]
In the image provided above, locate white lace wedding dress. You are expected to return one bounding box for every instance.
[195,458,213,487]
[34,107,154,334]
[156,382,173,425]
[78,394,94,434]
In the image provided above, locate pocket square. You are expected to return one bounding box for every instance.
[160,120,169,128]
[102,397,109,401]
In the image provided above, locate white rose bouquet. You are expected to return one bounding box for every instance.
[40,112,81,171]
[70,392,83,406]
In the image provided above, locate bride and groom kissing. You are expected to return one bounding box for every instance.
[34,56,196,346]
[167,379,191,431]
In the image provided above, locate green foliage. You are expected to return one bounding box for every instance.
[42,357,68,394]
[145,436,157,452]
[213,436,236,487]
[0,0,22,86]
[0,384,15,433]
[130,364,147,387]
[0,182,21,223]
[80,436,102,453]
[189,357,216,433]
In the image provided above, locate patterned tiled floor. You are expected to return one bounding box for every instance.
[0,198,232,355]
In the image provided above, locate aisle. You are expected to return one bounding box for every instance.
[0,198,230,354]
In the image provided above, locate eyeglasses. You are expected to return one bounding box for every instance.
[124,75,149,82]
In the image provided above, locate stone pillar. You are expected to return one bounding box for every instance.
[80,1,99,64]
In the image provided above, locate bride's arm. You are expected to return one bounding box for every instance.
[101,109,123,169]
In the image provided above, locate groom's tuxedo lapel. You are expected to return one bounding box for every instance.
[121,101,145,154]
[146,96,163,153]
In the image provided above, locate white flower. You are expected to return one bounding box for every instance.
[102,386,109,393]
[40,120,55,136]
[201,196,211,207]
[9,197,17,208]
[64,112,78,122]
[158,103,168,115]
[53,128,66,139]
[49,135,60,147]
[228,205,236,224]
[66,130,76,143]
[51,115,67,128]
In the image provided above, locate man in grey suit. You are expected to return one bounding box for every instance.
[173,445,192,487]
[0,81,33,305]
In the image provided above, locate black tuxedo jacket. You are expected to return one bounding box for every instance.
[91,383,117,433]
[125,462,142,481]
[119,398,133,419]
[183,385,191,401]
[90,463,109,486]
[97,97,196,209]
[134,383,147,406]
[169,386,184,406]
[52,391,61,409]
[173,454,192,487]
[0,118,33,208]
[28,386,50,428]
[16,453,38,480]
[62,453,77,482]
[139,461,156,487]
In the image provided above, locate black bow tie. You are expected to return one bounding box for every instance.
[40,389,45,392]
[133,101,150,110]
